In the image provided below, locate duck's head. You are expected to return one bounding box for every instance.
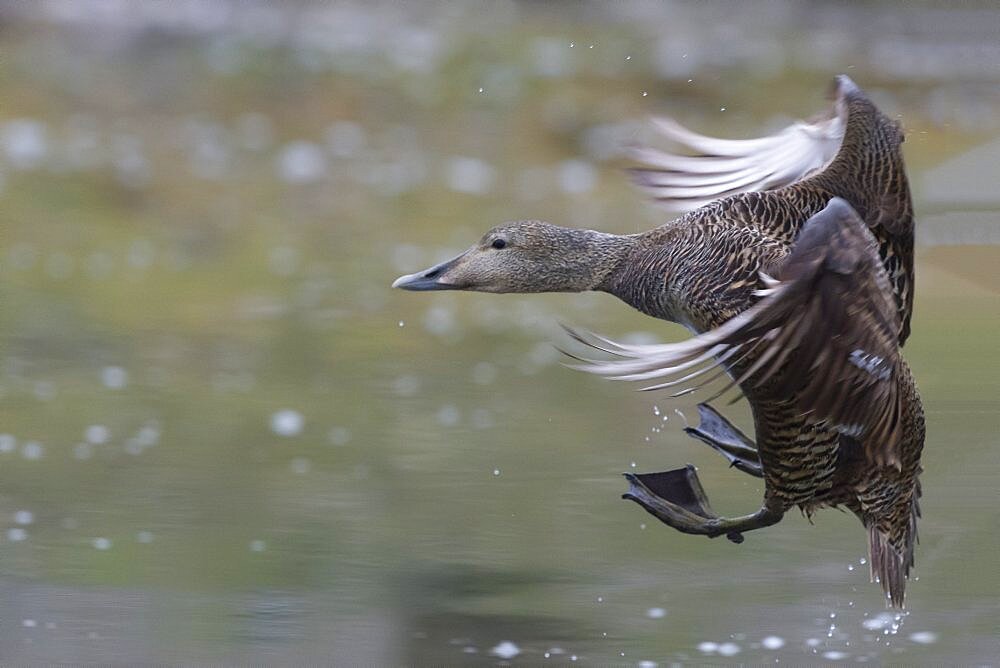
[392,220,627,294]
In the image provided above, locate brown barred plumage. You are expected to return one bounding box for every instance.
[394,76,924,608]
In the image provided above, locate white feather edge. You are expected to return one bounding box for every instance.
[629,111,845,211]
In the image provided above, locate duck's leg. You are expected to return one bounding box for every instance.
[623,465,783,544]
[684,403,763,478]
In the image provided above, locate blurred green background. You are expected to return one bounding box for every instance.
[1,1,999,664]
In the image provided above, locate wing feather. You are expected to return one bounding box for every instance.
[567,198,904,467]
[630,108,845,212]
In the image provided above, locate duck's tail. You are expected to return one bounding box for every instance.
[867,480,921,609]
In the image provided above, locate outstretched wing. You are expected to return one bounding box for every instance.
[567,198,904,467]
[629,99,844,212]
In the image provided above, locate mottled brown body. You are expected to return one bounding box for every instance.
[394,76,924,606]
[596,81,923,604]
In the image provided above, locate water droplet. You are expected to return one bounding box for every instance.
[22,441,44,460]
[92,537,112,550]
[437,405,460,426]
[625,55,632,61]
[848,564,855,571]
[720,107,727,112]
[0,434,15,453]
[270,409,304,437]
[863,612,895,631]
[477,87,484,93]
[101,366,128,389]
[569,42,575,47]
[641,91,648,97]
[570,656,578,662]
[135,423,160,447]
[697,641,719,654]
[761,636,784,650]
[14,510,33,525]
[1,117,48,173]
[277,141,327,184]
[22,619,37,628]
[630,461,637,468]
[597,596,603,603]
[249,539,266,552]
[7,528,27,542]
[717,642,740,656]
[822,651,847,660]
[491,641,520,659]
[85,424,109,444]
[859,557,867,565]
[646,607,666,619]
[909,631,938,644]
[137,531,154,543]
[492,469,501,477]
[398,320,405,327]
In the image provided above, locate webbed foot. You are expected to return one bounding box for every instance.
[623,465,783,544]
[684,403,763,478]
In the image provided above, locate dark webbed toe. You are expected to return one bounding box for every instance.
[622,466,746,543]
[684,403,763,478]
[622,464,783,543]
[625,466,714,518]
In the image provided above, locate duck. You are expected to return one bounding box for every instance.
[393,76,924,608]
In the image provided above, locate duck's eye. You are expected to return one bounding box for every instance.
[491,238,507,250]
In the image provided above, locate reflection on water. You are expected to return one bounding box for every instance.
[2,0,999,664]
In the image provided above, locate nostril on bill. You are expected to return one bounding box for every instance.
[424,268,440,279]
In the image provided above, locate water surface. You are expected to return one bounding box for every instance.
[1,2,999,664]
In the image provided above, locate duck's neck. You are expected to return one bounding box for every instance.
[592,229,676,320]
[551,228,635,293]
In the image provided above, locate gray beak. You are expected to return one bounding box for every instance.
[392,250,468,291]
